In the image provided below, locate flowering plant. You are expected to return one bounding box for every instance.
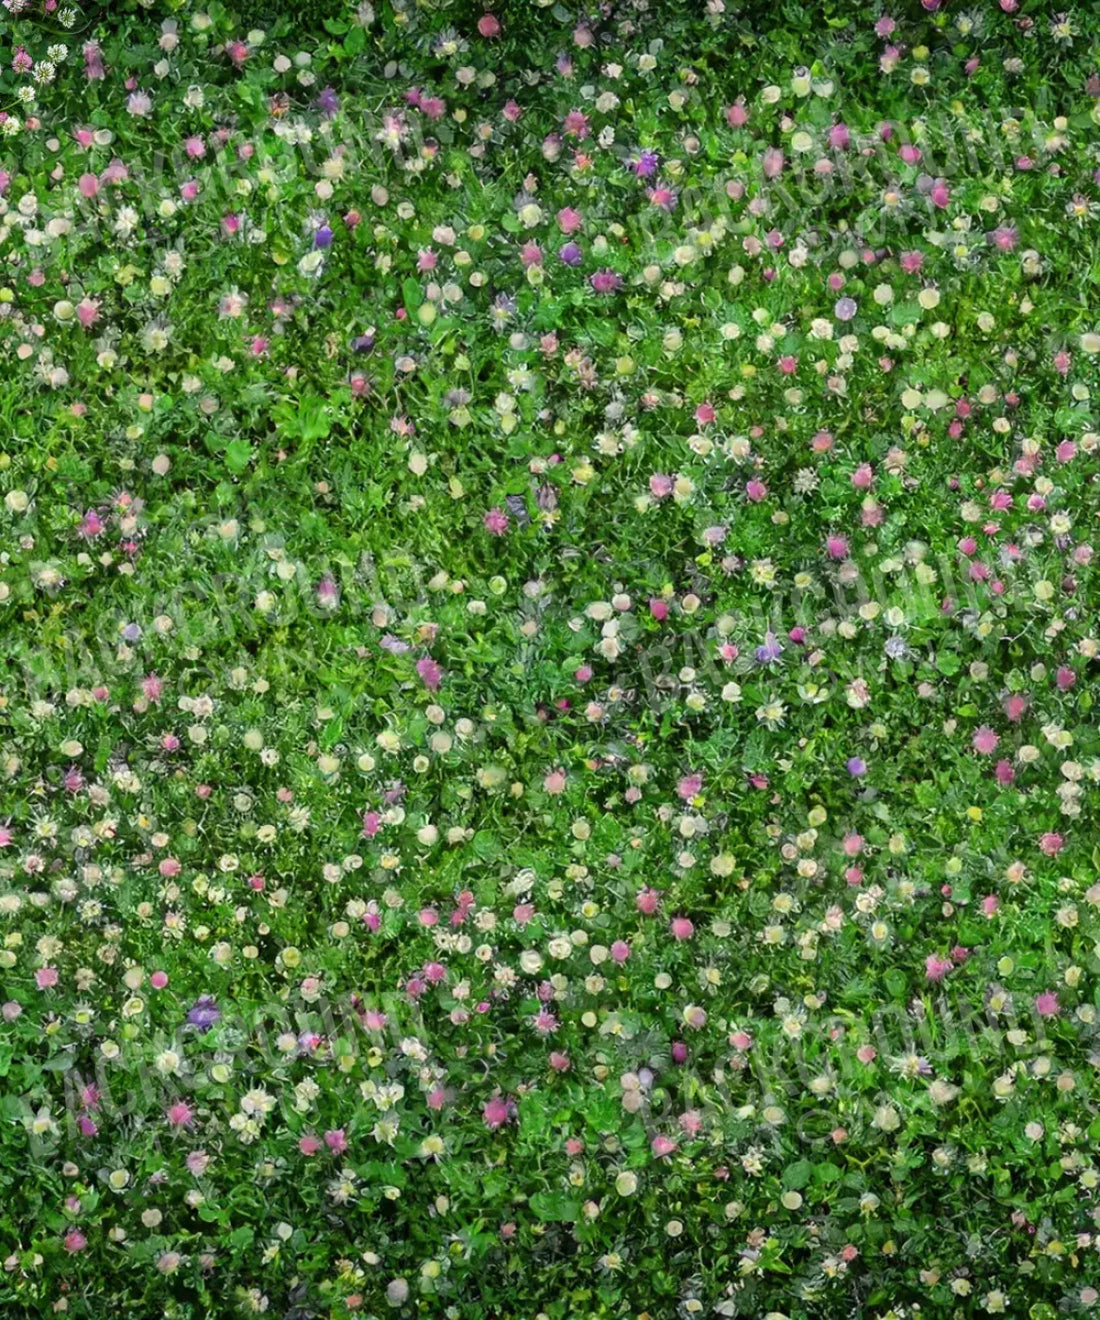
[2,1,1100,1317]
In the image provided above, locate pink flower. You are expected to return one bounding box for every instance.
[826,535,849,560]
[636,888,660,916]
[925,954,953,983]
[651,1134,678,1158]
[981,895,1001,917]
[557,206,583,234]
[1056,666,1076,692]
[186,1150,210,1176]
[725,103,749,128]
[166,1101,194,1128]
[83,43,105,80]
[649,472,673,498]
[477,13,501,37]
[483,507,510,535]
[1035,991,1060,1018]
[416,656,443,691]
[590,269,622,294]
[543,768,567,795]
[610,940,631,964]
[362,811,382,839]
[670,917,694,941]
[36,967,59,990]
[483,1096,513,1130]
[677,773,702,800]
[1039,832,1065,857]
[745,479,768,502]
[972,726,1000,755]
[299,1135,323,1156]
[325,1128,349,1153]
[63,1231,88,1254]
[828,122,851,150]
[562,110,589,139]
[1003,694,1028,722]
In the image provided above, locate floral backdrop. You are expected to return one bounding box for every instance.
[2,0,1100,1316]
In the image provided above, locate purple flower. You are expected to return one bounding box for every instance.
[846,757,867,777]
[630,149,659,178]
[416,656,443,691]
[121,622,142,643]
[755,632,784,664]
[558,242,584,267]
[834,297,858,322]
[590,269,622,294]
[316,86,340,118]
[380,635,411,654]
[314,225,334,249]
[186,997,221,1032]
[352,333,375,353]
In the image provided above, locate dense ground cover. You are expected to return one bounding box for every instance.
[3,0,1100,1315]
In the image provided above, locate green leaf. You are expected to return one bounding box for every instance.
[528,1192,581,1222]
[403,277,422,314]
[782,1159,812,1190]
[225,438,253,475]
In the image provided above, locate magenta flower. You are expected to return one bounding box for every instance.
[1035,992,1060,1018]
[416,656,443,691]
[562,110,589,138]
[483,507,510,535]
[636,888,660,916]
[925,954,953,983]
[1003,694,1028,722]
[166,1101,194,1128]
[483,1096,514,1130]
[590,269,622,294]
